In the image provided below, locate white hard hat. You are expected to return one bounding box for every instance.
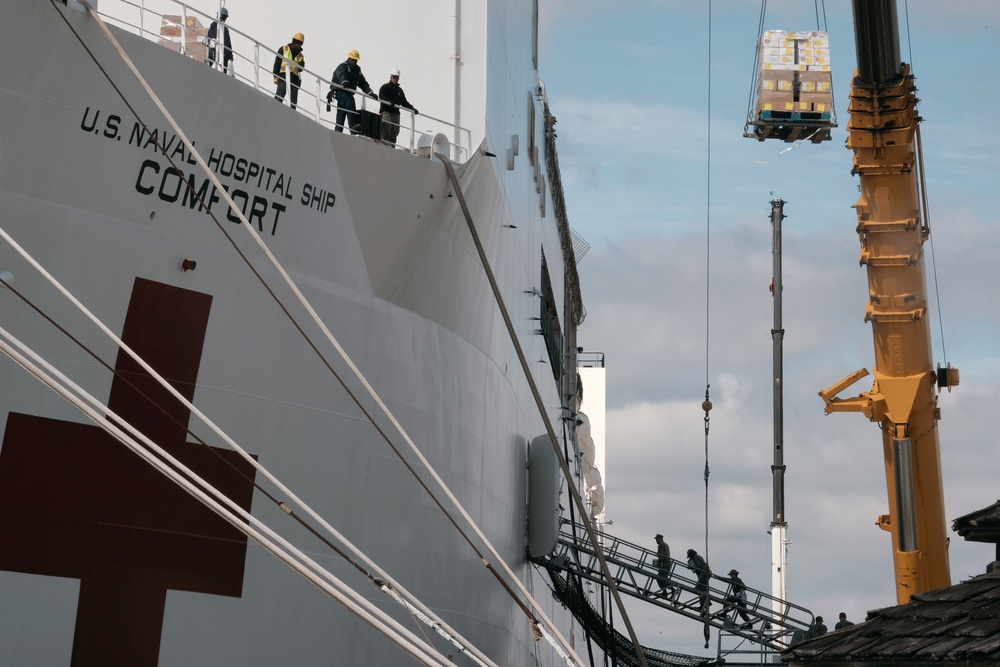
[389,68,401,77]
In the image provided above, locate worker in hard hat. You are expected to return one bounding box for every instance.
[205,6,232,73]
[327,49,377,134]
[378,68,419,145]
[273,32,305,110]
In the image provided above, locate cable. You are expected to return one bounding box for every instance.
[0,328,455,667]
[54,1,588,663]
[0,231,497,667]
[903,0,948,366]
[745,0,768,131]
[35,1,575,663]
[703,0,714,565]
[916,127,947,366]
[73,1,523,636]
[825,0,838,127]
[436,155,635,667]
[904,0,913,68]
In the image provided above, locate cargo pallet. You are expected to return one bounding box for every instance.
[758,109,832,122]
[745,119,833,143]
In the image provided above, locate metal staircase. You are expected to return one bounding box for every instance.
[533,522,815,662]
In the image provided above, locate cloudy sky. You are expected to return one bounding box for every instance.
[537,0,1000,655]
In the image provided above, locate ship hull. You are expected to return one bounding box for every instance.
[0,1,583,664]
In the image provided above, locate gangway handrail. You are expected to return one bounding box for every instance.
[96,0,473,161]
[536,522,815,652]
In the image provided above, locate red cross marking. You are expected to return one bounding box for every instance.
[0,277,257,666]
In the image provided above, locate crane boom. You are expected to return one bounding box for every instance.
[818,0,958,603]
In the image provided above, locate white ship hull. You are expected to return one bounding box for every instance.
[0,1,588,664]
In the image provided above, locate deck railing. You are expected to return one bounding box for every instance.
[99,0,472,161]
[539,522,817,652]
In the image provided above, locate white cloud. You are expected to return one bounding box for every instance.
[570,170,1000,650]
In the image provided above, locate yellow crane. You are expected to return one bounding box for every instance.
[819,0,959,604]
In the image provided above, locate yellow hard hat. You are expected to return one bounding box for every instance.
[347,49,360,60]
[293,32,305,43]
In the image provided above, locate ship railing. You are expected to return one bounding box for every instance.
[577,351,605,368]
[99,0,472,162]
[538,523,816,652]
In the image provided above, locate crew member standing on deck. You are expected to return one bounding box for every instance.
[206,6,232,73]
[378,68,418,145]
[327,50,377,134]
[273,33,305,110]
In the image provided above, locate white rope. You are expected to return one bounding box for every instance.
[751,139,804,165]
[435,153,644,667]
[33,3,575,664]
[0,218,497,667]
[380,586,490,667]
[0,327,452,667]
[77,4,584,663]
[538,626,577,666]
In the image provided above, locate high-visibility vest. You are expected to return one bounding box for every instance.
[279,46,303,75]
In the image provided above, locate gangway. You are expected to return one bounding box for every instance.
[543,567,715,667]
[532,523,815,656]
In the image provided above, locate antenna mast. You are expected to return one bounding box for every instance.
[769,198,789,617]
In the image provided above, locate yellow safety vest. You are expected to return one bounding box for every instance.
[279,46,303,75]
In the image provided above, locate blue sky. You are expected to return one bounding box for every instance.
[540,0,1000,654]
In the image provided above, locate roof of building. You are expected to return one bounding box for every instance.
[781,570,1000,664]
[953,499,1000,544]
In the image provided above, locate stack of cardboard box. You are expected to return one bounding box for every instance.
[755,30,832,118]
[158,15,207,62]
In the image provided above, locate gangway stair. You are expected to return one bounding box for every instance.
[544,568,715,667]
[532,523,815,659]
